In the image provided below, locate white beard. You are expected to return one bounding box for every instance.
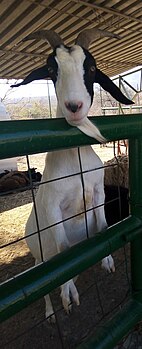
[77,117,106,143]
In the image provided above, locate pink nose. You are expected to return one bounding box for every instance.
[65,101,83,113]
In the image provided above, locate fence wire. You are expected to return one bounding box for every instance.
[0,141,137,348]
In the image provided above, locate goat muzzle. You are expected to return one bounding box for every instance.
[65,101,83,113]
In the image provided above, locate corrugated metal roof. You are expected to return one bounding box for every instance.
[0,0,142,79]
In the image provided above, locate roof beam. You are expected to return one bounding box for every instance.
[73,0,142,24]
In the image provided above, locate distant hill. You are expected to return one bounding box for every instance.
[4,96,57,119]
[3,87,142,120]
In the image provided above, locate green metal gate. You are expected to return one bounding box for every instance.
[0,114,142,348]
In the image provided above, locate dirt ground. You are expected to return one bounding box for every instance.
[0,144,140,348]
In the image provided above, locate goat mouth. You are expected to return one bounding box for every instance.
[66,115,86,126]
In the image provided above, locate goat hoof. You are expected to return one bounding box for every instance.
[45,311,56,323]
[101,255,115,273]
[62,297,72,314]
[66,303,72,315]
[61,281,80,313]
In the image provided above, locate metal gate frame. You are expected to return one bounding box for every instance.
[0,114,142,348]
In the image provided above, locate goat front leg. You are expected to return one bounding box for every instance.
[46,205,80,313]
[44,294,56,323]
[61,280,80,313]
[93,185,115,273]
[35,259,55,322]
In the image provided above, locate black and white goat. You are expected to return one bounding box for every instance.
[12,28,133,321]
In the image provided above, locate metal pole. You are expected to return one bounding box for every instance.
[140,68,142,92]
[112,67,142,81]
[129,139,142,303]
[47,80,52,118]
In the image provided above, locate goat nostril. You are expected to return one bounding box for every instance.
[65,102,83,113]
[78,102,83,110]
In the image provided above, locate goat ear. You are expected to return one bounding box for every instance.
[95,68,134,105]
[11,65,49,87]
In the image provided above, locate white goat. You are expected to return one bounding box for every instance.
[12,28,133,321]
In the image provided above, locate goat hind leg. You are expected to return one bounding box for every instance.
[93,186,115,273]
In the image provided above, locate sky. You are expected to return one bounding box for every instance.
[0,79,55,100]
[0,66,142,101]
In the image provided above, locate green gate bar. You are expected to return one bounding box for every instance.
[0,216,142,323]
[77,299,142,349]
[1,115,142,348]
[129,139,142,303]
[0,114,142,159]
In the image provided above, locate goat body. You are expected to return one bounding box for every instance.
[12,29,133,321]
[26,147,106,257]
[26,146,114,319]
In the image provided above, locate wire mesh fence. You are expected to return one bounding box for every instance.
[0,138,137,348]
[0,252,132,349]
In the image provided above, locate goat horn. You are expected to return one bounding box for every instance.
[75,28,120,49]
[22,30,63,48]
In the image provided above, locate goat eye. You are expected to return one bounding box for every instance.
[90,66,96,72]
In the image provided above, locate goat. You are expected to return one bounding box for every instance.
[12,28,133,321]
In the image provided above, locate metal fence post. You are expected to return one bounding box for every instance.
[129,139,142,303]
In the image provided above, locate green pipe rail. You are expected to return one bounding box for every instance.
[0,114,142,159]
[77,299,142,349]
[0,216,141,322]
[0,114,142,348]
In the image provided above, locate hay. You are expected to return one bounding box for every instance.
[104,155,128,188]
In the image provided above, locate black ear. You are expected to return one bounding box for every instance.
[95,68,134,105]
[11,65,49,87]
